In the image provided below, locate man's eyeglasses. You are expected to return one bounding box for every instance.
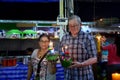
[69,24,79,28]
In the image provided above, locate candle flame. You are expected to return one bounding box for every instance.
[49,41,53,49]
[64,45,68,49]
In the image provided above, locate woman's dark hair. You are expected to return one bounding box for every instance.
[114,34,120,56]
[38,33,50,41]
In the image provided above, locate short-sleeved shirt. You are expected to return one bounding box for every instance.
[102,44,120,65]
[31,49,56,80]
[60,31,97,80]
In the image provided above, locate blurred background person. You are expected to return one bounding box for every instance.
[100,35,109,77]
[102,34,120,80]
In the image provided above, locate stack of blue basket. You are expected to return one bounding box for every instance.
[56,63,64,80]
[0,62,34,80]
[0,62,64,80]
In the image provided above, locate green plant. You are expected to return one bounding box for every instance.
[46,53,59,61]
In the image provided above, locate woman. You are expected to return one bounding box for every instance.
[27,34,56,80]
[102,35,120,65]
[100,36,109,77]
[102,34,120,80]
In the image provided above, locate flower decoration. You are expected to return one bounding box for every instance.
[60,45,72,68]
[46,41,59,61]
[46,47,58,74]
[46,48,59,61]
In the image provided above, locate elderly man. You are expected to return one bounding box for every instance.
[60,15,97,80]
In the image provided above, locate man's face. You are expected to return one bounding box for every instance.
[68,19,81,36]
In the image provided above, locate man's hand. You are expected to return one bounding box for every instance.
[69,61,83,68]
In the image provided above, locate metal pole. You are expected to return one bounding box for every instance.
[58,0,74,41]
[59,0,64,18]
[59,0,64,41]
[66,0,74,17]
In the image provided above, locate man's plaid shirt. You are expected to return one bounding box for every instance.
[60,30,97,80]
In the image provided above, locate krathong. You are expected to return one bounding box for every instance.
[60,45,72,68]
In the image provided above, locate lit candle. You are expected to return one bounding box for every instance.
[49,41,55,54]
[61,45,69,55]
[112,73,120,80]
[64,45,68,50]
[49,41,53,50]
[62,47,64,52]
[62,45,68,53]
[62,45,69,55]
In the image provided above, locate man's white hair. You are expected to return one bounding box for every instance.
[68,15,82,24]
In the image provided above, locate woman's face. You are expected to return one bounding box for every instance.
[38,36,50,50]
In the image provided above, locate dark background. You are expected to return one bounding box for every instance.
[0,1,120,21]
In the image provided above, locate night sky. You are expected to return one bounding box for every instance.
[75,2,120,21]
[0,1,120,22]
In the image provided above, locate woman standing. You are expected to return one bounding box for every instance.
[27,34,56,80]
[102,34,120,80]
[102,34,120,65]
